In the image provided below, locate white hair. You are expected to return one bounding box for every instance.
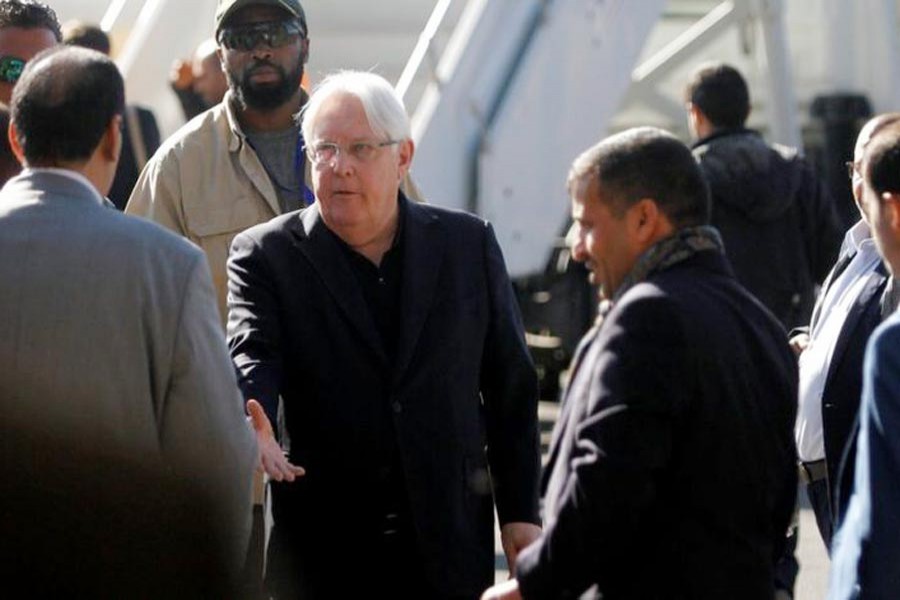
[299,70,411,143]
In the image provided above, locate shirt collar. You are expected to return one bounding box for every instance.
[21,167,107,206]
[844,219,872,255]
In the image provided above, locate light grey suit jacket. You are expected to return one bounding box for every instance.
[0,170,256,566]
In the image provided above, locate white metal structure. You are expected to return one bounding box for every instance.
[409,0,810,277]
[49,0,900,278]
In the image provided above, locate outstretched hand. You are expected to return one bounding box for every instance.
[246,399,305,482]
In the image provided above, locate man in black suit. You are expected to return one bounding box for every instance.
[792,113,899,546]
[227,70,541,599]
[483,127,797,600]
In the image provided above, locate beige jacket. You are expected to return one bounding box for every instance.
[126,91,307,324]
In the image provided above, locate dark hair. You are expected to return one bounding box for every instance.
[62,21,110,55]
[865,120,900,197]
[569,127,710,227]
[685,63,750,129]
[0,1,61,42]
[11,45,124,165]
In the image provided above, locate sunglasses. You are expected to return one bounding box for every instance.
[218,20,305,52]
[0,55,25,84]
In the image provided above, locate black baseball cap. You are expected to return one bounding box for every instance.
[215,0,307,35]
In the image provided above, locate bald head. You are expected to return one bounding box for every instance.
[11,45,123,166]
[850,113,900,223]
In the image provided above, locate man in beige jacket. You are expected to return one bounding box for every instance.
[126,0,313,323]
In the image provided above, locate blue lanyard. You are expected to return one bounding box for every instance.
[296,133,315,206]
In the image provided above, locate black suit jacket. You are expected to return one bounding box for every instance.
[517,251,798,599]
[108,105,160,210]
[227,195,540,597]
[812,259,889,524]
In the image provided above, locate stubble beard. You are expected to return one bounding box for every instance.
[229,58,304,112]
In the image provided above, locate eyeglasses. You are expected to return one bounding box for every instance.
[218,19,305,52]
[0,55,25,84]
[306,140,400,166]
[846,160,861,180]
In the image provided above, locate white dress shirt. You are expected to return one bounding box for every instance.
[796,221,880,462]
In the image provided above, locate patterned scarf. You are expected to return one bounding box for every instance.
[596,225,724,322]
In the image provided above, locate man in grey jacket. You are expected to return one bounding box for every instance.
[0,45,257,581]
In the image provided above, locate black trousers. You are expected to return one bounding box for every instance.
[806,478,834,550]
[265,518,478,600]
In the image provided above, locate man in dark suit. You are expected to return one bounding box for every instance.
[792,113,899,546]
[483,127,797,600]
[227,70,541,599]
[829,115,900,600]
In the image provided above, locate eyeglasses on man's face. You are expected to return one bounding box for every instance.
[306,140,399,166]
[0,55,25,84]
[218,19,306,52]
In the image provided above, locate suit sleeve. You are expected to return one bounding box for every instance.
[226,231,284,427]
[124,148,189,238]
[159,252,257,570]
[479,222,542,526]
[516,296,686,598]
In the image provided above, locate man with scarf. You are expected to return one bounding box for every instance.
[482,127,798,600]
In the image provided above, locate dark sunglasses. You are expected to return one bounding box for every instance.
[0,55,25,84]
[218,20,305,52]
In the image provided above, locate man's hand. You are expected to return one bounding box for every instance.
[500,522,541,576]
[481,579,522,600]
[246,399,305,482]
[169,58,193,90]
[789,332,810,357]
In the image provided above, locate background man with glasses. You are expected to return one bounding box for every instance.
[829,114,900,600]
[791,114,898,548]
[227,70,542,599]
[0,0,61,105]
[126,0,313,325]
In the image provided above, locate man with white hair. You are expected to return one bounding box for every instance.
[227,70,542,599]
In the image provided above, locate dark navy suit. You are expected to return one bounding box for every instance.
[829,311,900,599]
[516,250,797,599]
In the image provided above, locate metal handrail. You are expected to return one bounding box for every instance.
[115,0,172,78]
[396,0,454,102]
[100,0,130,32]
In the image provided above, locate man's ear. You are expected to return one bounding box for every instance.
[301,38,310,65]
[631,198,660,243]
[397,138,414,180]
[102,114,123,163]
[884,192,900,232]
[8,121,24,166]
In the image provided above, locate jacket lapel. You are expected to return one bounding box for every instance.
[291,204,388,366]
[540,325,600,491]
[811,251,855,331]
[392,199,444,384]
[824,263,888,388]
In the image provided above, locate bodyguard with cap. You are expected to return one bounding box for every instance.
[126,0,313,324]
